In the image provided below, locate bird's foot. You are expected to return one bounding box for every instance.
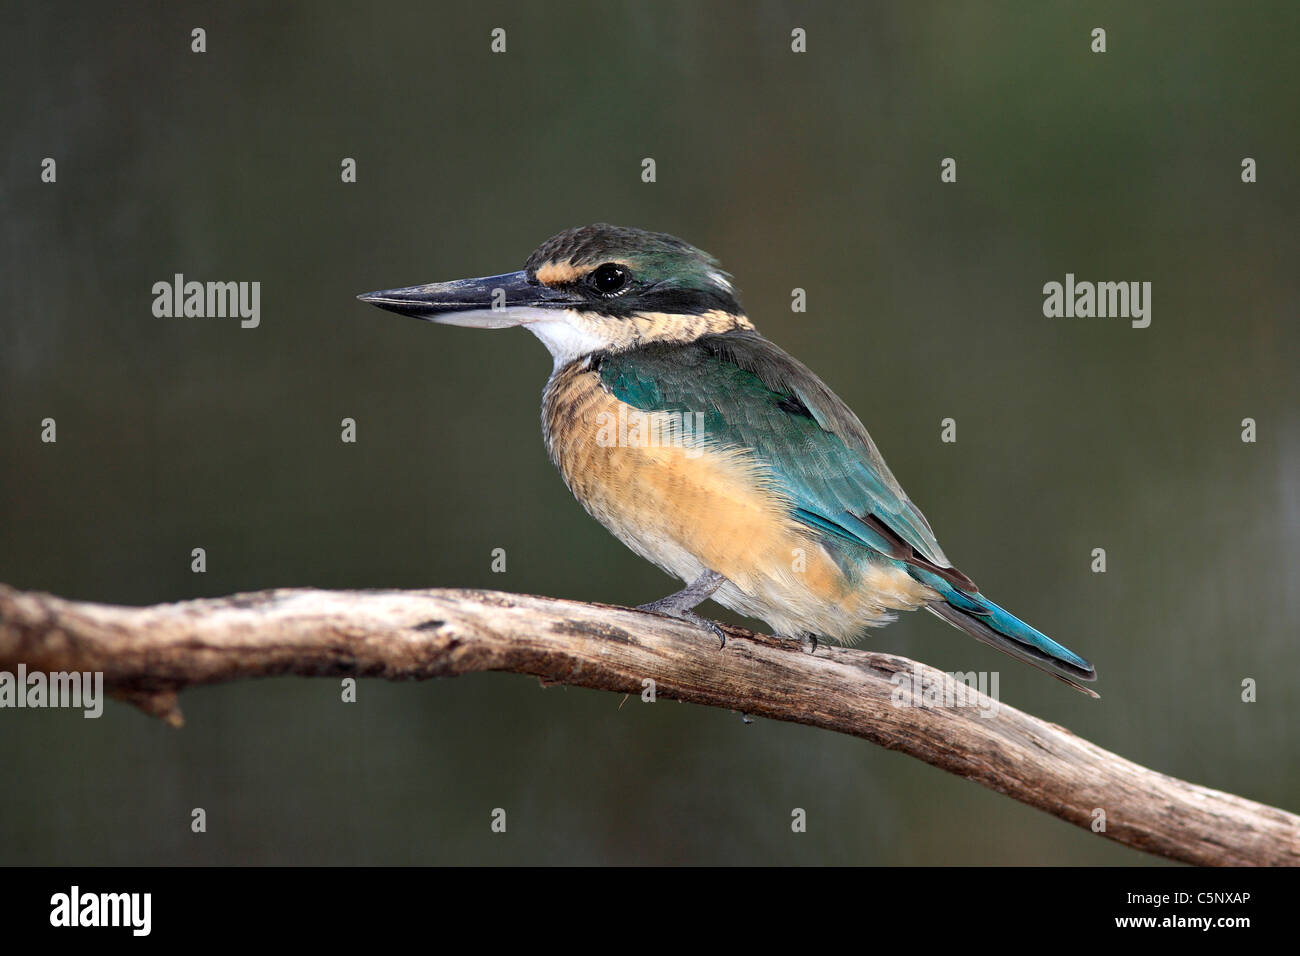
[638,570,728,648]
[638,604,727,648]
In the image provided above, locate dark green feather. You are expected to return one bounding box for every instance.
[598,330,953,573]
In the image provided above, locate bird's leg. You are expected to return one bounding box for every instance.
[639,569,726,614]
[638,570,728,647]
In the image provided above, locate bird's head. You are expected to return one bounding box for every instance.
[358,223,752,364]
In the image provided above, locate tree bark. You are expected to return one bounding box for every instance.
[1,583,1295,866]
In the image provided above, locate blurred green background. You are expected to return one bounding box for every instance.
[2,1,1296,865]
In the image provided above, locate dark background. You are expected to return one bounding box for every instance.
[2,1,1296,864]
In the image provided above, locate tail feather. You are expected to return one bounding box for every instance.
[909,568,1099,697]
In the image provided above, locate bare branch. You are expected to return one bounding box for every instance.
[1,583,1295,866]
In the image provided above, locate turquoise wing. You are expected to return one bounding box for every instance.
[598,331,968,587]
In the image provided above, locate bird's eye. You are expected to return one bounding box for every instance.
[590,263,629,296]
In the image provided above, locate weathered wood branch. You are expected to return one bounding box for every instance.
[1,583,1295,866]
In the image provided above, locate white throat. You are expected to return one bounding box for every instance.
[521,311,610,368]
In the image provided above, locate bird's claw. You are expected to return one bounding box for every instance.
[637,570,728,649]
[687,612,727,649]
[637,604,727,649]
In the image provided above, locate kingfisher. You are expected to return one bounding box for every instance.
[359,224,1098,696]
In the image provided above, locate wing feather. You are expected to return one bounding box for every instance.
[599,331,966,582]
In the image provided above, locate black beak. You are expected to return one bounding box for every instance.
[357,270,571,328]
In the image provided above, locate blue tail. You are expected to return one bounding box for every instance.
[908,568,1098,696]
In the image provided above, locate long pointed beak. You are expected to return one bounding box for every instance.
[357,270,570,328]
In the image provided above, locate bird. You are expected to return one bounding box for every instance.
[359,224,1098,696]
